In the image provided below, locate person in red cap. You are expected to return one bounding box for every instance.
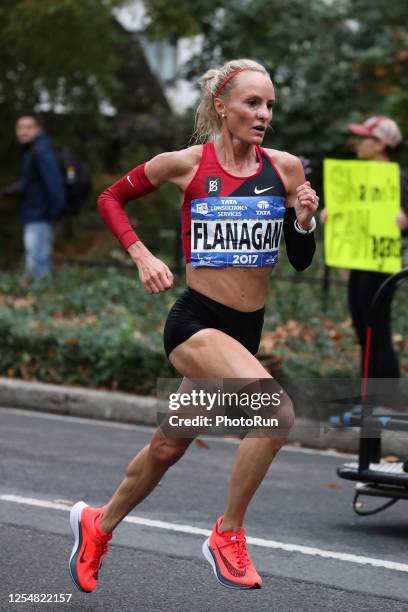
[321,115,408,378]
[348,115,403,150]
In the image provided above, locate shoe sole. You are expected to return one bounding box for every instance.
[69,501,89,593]
[202,538,261,590]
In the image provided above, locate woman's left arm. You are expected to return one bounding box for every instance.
[281,154,320,271]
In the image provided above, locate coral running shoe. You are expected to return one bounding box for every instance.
[202,516,262,589]
[69,501,112,593]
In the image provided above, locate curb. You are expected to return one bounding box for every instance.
[0,377,406,456]
[0,377,158,426]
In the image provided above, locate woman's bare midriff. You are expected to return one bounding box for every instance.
[186,263,273,311]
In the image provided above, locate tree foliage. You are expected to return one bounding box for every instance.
[0,0,128,165]
[1,1,406,171]
[144,0,408,166]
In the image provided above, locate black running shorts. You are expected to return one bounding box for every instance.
[163,287,265,359]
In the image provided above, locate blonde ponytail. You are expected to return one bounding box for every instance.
[193,59,269,143]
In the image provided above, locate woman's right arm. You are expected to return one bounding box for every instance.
[97,148,200,294]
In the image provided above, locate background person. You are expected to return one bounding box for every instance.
[5,113,67,279]
[68,58,319,593]
[321,116,408,378]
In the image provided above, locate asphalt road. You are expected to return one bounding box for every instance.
[1,406,408,612]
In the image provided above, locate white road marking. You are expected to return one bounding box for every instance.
[1,494,406,574]
[0,407,356,459]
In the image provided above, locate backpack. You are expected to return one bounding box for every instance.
[56,149,92,238]
[58,149,92,216]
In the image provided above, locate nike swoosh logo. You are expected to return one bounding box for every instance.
[216,544,246,577]
[254,186,275,194]
[127,175,135,188]
[79,543,88,564]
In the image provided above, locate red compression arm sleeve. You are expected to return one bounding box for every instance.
[97,163,157,250]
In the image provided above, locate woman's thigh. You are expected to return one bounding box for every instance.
[167,329,294,438]
[169,328,270,379]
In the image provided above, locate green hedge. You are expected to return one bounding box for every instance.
[0,268,177,394]
[0,262,407,393]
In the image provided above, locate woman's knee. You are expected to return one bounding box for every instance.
[148,435,191,468]
[257,381,295,437]
[274,394,295,438]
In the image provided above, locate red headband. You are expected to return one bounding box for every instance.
[213,68,254,98]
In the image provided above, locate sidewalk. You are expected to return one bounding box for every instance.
[1,376,407,455]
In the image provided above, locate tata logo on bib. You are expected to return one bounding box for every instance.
[206,176,222,196]
[256,200,271,216]
[197,202,209,214]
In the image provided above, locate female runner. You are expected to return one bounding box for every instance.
[69,58,319,592]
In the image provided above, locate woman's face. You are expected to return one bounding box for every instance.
[353,135,385,160]
[216,72,275,145]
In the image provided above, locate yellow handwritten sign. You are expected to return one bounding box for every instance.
[323,159,401,273]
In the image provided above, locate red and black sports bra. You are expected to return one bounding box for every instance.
[97,142,292,269]
[181,142,287,267]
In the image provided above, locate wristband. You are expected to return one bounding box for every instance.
[294,217,316,234]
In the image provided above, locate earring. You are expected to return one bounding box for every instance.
[222,114,226,118]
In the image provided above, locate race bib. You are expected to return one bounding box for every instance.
[191,196,286,267]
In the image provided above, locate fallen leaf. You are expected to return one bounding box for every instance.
[64,338,80,347]
[329,482,341,490]
[13,294,34,309]
[195,438,209,449]
[392,334,404,348]
[303,326,316,343]
[133,330,146,339]
[52,311,65,320]
[327,329,343,341]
